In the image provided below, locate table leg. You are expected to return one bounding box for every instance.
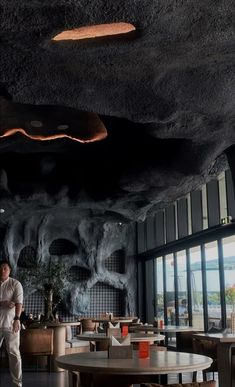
[68,371,81,387]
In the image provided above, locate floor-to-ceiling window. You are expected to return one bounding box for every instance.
[152,228,235,332]
[165,253,176,325]
[139,169,235,329]
[176,250,188,326]
[155,256,164,320]
[222,235,235,326]
[205,240,221,329]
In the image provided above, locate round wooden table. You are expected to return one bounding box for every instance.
[77,332,165,343]
[129,325,200,348]
[76,333,165,351]
[129,325,196,333]
[56,349,213,387]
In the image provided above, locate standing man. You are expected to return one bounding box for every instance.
[0,260,23,387]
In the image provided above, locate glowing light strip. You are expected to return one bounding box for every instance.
[0,128,107,143]
[52,22,136,41]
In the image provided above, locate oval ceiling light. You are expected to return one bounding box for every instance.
[30,120,43,128]
[52,22,136,41]
[57,124,69,130]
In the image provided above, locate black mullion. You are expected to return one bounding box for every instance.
[174,252,179,325]
[162,255,168,346]
[201,244,209,332]
[186,248,193,326]
[163,255,167,322]
[153,258,157,317]
[218,238,226,328]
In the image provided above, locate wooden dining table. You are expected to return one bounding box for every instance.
[92,317,135,324]
[56,349,213,387]
[129,325,200,348]
[193,332,235,387]
[129,324,199,333]
[76,332,165,351]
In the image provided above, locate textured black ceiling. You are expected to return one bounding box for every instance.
[0,1,234,223]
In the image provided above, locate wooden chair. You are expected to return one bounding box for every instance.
[176,331,200,383]
[80,318,97,351]
[80,318,96,333]
[192,337,218,381]
[20,328,53,371]
[140,381,216,387]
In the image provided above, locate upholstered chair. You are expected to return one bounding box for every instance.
[20,328,54,371]
[80,318,96,333]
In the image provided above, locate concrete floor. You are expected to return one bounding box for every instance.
[0,370,218,387]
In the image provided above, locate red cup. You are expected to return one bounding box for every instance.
[138,341,150,358]
[122,325,129,336]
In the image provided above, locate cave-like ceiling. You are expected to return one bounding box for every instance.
[0,1,234,224]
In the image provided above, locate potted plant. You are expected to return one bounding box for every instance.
[17,257,70,322]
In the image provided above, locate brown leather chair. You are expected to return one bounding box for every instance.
[80,318,97,351]
[140,381,216,387]
[80,318,96,333]
[20,328,54,371]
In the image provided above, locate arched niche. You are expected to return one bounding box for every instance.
[88,282,125,317]
[49,238,77,256]
[18,245,37,268]
[104,249,125,274]
[69,265,91,282]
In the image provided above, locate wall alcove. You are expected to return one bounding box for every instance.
[105,249,125,274]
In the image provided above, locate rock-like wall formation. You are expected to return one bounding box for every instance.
[1,210,137,316]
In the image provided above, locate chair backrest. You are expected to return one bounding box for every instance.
[140,381,216,387]
[80,318,96,333]
[176,331,200,352]
[193,337,217,360]
[20,328,54,355]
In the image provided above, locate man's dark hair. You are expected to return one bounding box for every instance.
[0,260,12,270]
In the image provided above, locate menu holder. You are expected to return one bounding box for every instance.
[108,345,133,359]
[108,335,133,359]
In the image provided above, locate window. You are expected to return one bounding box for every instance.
[205,241,221,328]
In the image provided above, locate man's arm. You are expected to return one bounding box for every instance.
[12,302,23,333]
[15,302,23,319]
[12,280,23,333]
[0,300,15,308]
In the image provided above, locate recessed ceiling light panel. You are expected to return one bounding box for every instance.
[52,22,136,41]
